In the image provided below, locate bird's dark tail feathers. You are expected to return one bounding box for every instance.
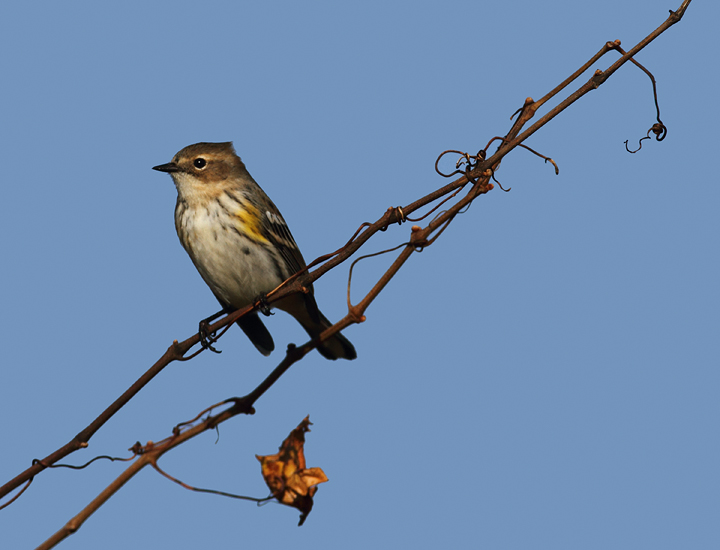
[236,312,274,356]
[311,311,357,361]
[278,293,357,361]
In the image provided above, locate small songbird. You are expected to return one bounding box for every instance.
[153,142,356,360]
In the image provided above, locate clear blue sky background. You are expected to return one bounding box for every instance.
[1,1,717,548]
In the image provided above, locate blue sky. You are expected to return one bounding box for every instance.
[1,1,718,548]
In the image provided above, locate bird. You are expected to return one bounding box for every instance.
[153,142,356,360]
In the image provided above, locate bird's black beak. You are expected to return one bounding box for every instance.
[152,162,180,173]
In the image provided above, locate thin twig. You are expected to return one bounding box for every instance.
[150,460,272,503]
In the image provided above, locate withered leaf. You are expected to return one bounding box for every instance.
[256,416,328,526]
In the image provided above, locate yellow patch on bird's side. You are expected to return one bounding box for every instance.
[234,201,270,244]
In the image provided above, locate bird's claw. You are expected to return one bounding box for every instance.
[256,293,274,317]
[199,320,222,354]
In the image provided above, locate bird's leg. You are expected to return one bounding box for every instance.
[199,309,225,354]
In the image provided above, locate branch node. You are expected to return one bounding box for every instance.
[348,305,366,323]
[409,225,429,250]
[380,206,407,231]
[226,397,256,416]
[434,149,485,178]
[396,206,406,224]
[171,339,185,359]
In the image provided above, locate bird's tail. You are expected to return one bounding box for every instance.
[277,293,357,361]
[311,310,357,361]
[235,312,274,356]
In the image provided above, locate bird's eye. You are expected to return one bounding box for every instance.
[193,158,207,169]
